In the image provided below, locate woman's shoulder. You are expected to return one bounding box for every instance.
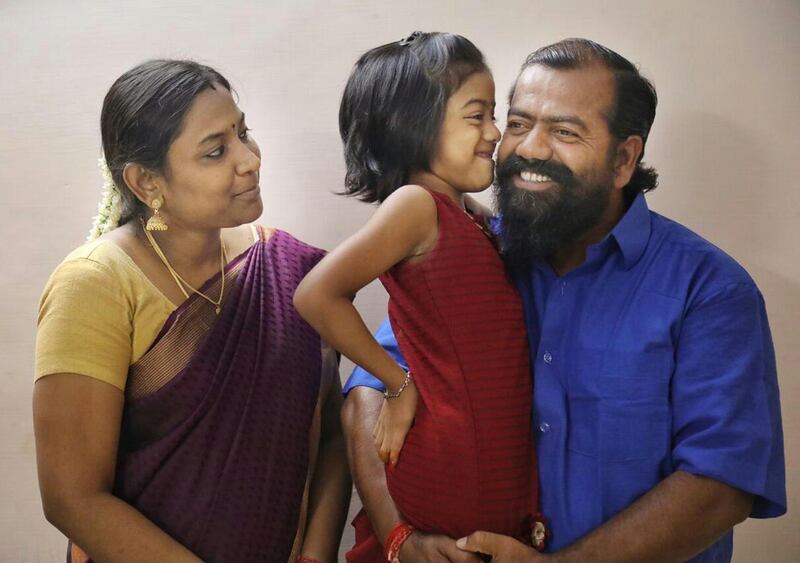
[53,237,137,284]
[43,232,158,313]
[255,226,327,272]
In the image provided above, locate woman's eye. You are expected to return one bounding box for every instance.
[239,127,252,140]
[467,114,483,121]
[207,146,225,158]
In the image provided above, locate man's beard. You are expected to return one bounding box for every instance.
[493,155,613,277]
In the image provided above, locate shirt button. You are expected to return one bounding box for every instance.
[539,422,551,433]
[543,351,553,364]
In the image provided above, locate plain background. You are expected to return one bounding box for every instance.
[1,0,797,561]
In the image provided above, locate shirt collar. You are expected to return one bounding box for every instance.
[609,192,651,269]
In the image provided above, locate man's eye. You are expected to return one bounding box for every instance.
[555,129,575,137]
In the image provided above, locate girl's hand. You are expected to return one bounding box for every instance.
[373,381,418,465]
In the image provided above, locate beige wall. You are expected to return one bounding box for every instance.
[1,0,797,561]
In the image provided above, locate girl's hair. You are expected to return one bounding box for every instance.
[100,59,232,226]
[338,31,488,203]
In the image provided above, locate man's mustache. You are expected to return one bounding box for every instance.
[496,155,575,187]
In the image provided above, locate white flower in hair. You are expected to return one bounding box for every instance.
[87,157,122,241]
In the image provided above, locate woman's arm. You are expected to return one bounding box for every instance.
[297,346,352,562]
[33,373,201,563]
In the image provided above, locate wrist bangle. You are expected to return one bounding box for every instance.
[384,369,413,399]
[384,521,416,562]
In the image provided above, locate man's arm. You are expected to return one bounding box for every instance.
[458,471,752,562]
[342,387,479,563]
[552,471,752,562]
[461,282,784,563]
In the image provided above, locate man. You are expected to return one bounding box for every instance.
[342,38,785,562]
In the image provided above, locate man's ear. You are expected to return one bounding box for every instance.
[122,163,162,206]
[612,135,644,191]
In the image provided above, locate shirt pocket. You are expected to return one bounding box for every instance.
[567,348,672,462]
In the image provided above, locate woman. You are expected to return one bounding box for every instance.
[33,59,350,563]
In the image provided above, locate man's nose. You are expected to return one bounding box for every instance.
[516,126,552,162]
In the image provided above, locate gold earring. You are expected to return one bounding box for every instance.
[145,197,168,231]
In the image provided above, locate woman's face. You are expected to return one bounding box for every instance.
[156,85,262,230]
[427,70,501,194]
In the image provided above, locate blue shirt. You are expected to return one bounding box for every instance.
[343,194,786,562]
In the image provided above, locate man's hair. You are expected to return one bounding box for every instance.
[338,32,488,203]
[516,38,659,200]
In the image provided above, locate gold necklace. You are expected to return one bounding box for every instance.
[140,218,228,314]
[463,208,497,245]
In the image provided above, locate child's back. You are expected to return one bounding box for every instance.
[382,189,537,539]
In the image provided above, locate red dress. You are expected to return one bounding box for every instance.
[348,189,540,562]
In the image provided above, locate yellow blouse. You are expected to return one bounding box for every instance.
[36,239,176,391]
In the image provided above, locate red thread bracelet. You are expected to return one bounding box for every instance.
[384,521,416,562]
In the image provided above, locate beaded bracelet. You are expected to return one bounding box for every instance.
[384,521,416,562]
[383,370,413,399]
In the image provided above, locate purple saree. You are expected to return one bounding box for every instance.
[71,229,326,563]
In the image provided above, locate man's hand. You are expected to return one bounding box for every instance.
[457,531,545,562]
[400,530,482,562]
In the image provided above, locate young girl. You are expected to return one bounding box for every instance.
[295,32,543,559]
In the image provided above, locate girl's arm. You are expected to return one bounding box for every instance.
[294,184,436,392]
[33,373,201,563]
[294,185,437,463]
[297,345,352,562]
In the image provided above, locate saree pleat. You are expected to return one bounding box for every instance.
[89,230,325,562]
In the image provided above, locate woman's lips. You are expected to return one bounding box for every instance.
[236,185,260,198]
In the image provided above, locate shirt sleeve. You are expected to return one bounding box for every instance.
[342,316,406,397]
[671,281,786,517]
[35,258,132,391]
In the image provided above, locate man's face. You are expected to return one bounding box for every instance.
[494,63,621,272]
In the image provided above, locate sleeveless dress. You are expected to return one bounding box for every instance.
[381,189,539,540]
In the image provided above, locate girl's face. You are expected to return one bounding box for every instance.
[427,71,501,194]
[156,85,263,230]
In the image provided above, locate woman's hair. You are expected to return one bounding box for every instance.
[338,31,488,203]
[99,59,232,226]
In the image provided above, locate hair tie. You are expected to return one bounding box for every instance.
[399,31,423,46]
